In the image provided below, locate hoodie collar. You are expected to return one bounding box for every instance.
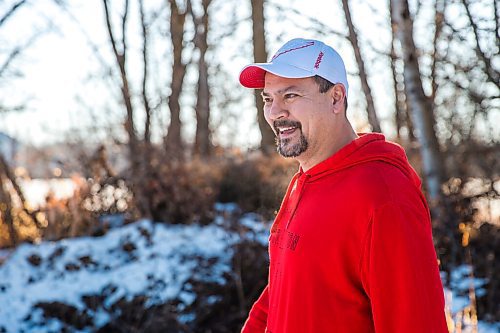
[300,133,384,176]
[297,133,421,188]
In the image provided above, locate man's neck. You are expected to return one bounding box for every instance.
[298,127,358,172]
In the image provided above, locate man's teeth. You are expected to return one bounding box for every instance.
[279,127,296,133]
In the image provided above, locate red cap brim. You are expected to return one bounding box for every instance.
[239,65,267,89]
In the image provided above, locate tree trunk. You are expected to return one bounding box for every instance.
[103,0,154,219]
[389,0,415,141]
[165,0,187,157]
[391,0,446,205]
[192,0,212,157]
[139,0,152,147]
[430,0,445,104]
[251,0,275,154]
[390,48,402,139]
[102,0,140,173]
[341,0,381,133]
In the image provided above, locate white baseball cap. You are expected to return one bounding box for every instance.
[239,38,349,95]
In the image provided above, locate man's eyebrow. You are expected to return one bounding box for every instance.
[262,85,304,97]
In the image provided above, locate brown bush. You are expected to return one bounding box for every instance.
[217,153,296,219]
[135,152,296,225]
[138,157,223,225]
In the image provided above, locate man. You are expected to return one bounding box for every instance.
[238,38,448,333]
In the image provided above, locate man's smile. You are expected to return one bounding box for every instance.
[274,120,302,139]
[278,126,299,138]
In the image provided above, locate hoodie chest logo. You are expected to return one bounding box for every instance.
[271,228,301,251]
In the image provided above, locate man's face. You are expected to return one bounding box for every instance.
[261,73,334,160]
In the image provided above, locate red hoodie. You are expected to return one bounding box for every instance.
[241,133,448,333]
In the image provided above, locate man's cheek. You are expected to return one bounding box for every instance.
[264,115,276,133]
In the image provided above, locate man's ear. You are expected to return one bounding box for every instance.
[330,84,346,114]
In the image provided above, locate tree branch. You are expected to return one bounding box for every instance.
[121,0,129,61]
[139,0,152,144]
[0,0,27,27]
[102,0,121,63]
[460,0,499,89]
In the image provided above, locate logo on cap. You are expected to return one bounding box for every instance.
[314,51,324,69]
[271,41,315,61]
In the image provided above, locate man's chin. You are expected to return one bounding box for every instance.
[277,144,306,158]
[276,134,308,158]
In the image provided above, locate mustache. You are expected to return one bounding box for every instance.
[273,120,302,134]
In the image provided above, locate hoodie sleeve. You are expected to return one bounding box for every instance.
[360,201,448,333]
[241,285,269,333]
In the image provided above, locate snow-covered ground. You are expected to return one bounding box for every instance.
[0,219,234,332]
[0,203,268,332]
[0,203,498,332]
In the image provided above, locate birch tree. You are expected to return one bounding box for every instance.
[390,0,446,206]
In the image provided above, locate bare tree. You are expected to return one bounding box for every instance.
[102,0,140,173]
[341,0,381,133]
[389,1,415,141]
[0,0,34,113]
[251,0,275,154]
[190,0,213,157]
[139,0,153,146]
[429,0,445,103]
[0,0,27,26]
[390,0,446,206]
[460,0,499,89]
[101,0,159,219]
[164,0,188,156]
[432,0,498,169]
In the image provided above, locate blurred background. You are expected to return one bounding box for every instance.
[0,0,498,332]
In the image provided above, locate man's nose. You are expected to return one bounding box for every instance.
[268,99,288,120]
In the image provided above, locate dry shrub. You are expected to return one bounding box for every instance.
[21,149,297,240]
[137,152,296,225]
[140,157,223,225]
[0,206,40,247]
[39,175,132,241]
[0,175,41,247]
[217,153,297,218]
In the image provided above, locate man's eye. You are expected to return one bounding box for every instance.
[284,93,298,100]
[263,97,272,103]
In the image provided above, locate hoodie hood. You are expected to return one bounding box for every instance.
[301,133,422,189]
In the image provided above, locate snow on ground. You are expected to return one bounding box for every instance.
[0,204,266,332]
